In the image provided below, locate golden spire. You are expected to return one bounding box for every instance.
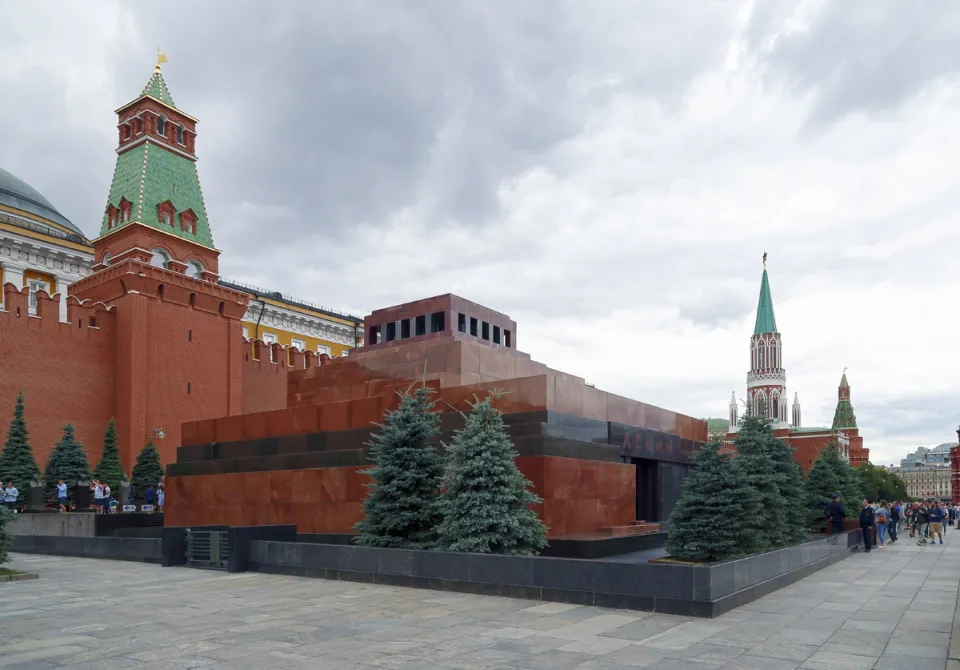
[155,46,168,73]
[762,251,767,269]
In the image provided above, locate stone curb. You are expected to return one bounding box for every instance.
[0,572,39,583]
[950,589,960,663]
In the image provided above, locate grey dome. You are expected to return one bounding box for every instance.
[0,168,86,240]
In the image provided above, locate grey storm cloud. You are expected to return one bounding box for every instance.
[752,2,960,126]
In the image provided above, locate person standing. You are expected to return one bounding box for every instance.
[875,500,890,548]
[103,484,112,514]
[889,500,901,543]
[916,502,931,545]
[929,503,946,545]
[825,493,846,536]
[157,485,164,513]
[57,480,68,513]
[3,482,18,512]
[92,480,103,514]
[859,498,875,552]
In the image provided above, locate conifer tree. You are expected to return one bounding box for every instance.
[806,442,861,528]
[667,442,764,561]
[355,386,444,548]
[733,415,784,549]
[759,422,808,545]
[94,418,126,491]
[0,507,11,564]
[131,442,164,495]
[436,395,547,555]
[42,425,91,501]
[0,391,40,503]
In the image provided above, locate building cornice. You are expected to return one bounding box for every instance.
[245,300,357,346]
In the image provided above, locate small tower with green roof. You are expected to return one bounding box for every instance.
[92,54,218,278]
[70,54,249,471]
[746,252,789,424]
[831,370,858,430]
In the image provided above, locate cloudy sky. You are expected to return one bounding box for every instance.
[2,0,958,465]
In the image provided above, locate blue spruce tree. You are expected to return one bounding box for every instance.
[436,395,546,555]
[42,425,91,501]
[0,391,40,503]
[355,386,443,549]
[734,415,785,549]
[667,442,764,561]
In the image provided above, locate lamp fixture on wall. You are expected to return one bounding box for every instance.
[154,427,165,440]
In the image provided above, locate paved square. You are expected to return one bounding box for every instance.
[2,530,958,669]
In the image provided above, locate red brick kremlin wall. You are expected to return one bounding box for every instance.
[0,270,329,476]
[0,284,116,471]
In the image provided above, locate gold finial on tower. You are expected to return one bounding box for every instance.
[762,251,767,269]
[155,46,168,73]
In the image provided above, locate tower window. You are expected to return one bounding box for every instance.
[180,209,197,235]
[150,248,170,269]
[177,124,185,145]
[157,115,166,136]
[119,197,133,224]
[186,261,203,279]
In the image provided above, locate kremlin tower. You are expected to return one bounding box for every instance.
[719,255,870,472]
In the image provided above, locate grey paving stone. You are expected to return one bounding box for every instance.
[721,656,802,669]
[873,654,948,670]
[1,533,954,670]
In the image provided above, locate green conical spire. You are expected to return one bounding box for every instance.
[753,256,777,335]
[141,67,176,108]
[839,372,849,388]
[99,65,214,248]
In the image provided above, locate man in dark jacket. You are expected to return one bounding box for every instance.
[825,493,846,535]
[859,498,875,552]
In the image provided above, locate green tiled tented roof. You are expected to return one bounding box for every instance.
[832,401,858,430]
[839,372,849,388]
[706,418,730,432]
[753,268,778,335]
[141,69,176,108]
[99,141,213,247]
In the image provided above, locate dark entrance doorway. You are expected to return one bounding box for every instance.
[635,458,659,522]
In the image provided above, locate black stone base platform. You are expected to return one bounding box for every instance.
[296,531,669,560]
[248,530,863,618]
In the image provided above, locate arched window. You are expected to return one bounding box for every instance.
[151,248,170,269]
[157,115,166,136]
[177,124,185,145]
[757,342,765,370]
[186,260,203,279]
[771,393,780,420]
[102,252,112,266]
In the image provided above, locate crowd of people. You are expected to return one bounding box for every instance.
[824,494,958,552]
[0,478,164,514]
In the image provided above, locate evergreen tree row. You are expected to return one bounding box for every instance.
[668,415,866,563]
[355,387,546,555]
[0,392,163,504]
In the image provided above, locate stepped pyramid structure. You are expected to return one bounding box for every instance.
[167,294,709,537]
